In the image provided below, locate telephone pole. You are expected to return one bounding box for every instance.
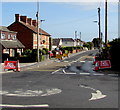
[98,7,101,51]
[105,0,108,45]
[80,32,81,47]
[75,31,77,52]
[37,0,40,62]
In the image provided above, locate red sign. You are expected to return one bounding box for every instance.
[99,60,111,69]
[4,61,17,69]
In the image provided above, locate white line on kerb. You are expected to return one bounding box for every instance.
[51,68,62,74]
[0,104,49,108]
[80,73,90,75]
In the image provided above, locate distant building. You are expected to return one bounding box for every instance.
[74,39,84,47]
[8,14,51,50]
[52,38,84,50]
[61,38,75,47]
[52,38,79,50]
[0,26,25,60]
[52,38,61,50]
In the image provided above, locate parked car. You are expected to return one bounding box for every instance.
[48,51,54,57]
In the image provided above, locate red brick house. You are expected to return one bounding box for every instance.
[8,14,51,50]
[0,26,25,59]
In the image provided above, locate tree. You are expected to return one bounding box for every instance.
[109,38,120,69]
[83,42,93,50]
[92,38,100,48]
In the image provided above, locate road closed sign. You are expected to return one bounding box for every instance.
[99,60,111,69]
[4,61,20,72]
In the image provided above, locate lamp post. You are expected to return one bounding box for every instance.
[36,0,45,62]
[93,7,101,53]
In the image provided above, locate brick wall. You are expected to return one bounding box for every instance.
[8,23,33,50]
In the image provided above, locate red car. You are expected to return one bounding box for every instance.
[48,51,54,57]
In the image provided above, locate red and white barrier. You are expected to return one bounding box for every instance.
[4,60,20,72]
[94,60,111,71]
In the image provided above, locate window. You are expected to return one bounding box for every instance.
[1,33,6,39]
[12,35,16,40]
[4,49,9,54]
[8,34,11,39]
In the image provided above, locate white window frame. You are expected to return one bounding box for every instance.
[1,33,6,39]
[8,34,11,39]
[12,35,16,40]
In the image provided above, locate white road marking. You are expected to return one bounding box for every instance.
[0,104,49,108]
[93,73,104,76]
[51,68,62,74]
[72,61,77,63]
[63,61,69,62]
[41,88,62,96]
[0,91,8,95]
[0,88,62,97]
[63,69,66,74]
[80,61,86,62]
[80,85,96,91]
[89,90,107,101]
[80,85,107,101]
[65,73,76,75]
[63,68,76,75]
[80,73,90,75]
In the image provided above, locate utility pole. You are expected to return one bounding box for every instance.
[36,0,40,62]
[39,20,45,61]
[80,32,81,47]
[75,31,77,52]
[105,0,108,45]
[98,7,101,52]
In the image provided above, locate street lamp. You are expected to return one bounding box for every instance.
[93,7,102,53]
[36,0,45,62]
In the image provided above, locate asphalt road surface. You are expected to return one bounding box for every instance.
[1,50,119,110]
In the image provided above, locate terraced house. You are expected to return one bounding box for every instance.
[0,26,25,61]
[8,14,51,50]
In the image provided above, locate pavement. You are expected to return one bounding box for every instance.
[0,50,87,74]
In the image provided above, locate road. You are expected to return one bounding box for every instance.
[1,50,119,110]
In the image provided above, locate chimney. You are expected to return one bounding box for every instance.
[15,14,20,22]
[32,20,37,27]
[20,16,27,23]
[27,18,32,25]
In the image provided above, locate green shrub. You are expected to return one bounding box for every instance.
[42,48,48,55]
[22,49,32,57]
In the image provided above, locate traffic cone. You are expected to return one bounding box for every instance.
[16,60,20,72]
[94,61,99,71]
[93,56,97,65]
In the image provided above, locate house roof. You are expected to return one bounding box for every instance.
[61,38,74,42]
[20,21,51,36]
[0,39,25,48]
[8,21,51,36]
[53,38,60,46]
[0,26,17,33]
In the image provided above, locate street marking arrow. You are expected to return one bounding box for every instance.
[80,85,107,101]
[89,90,107,101]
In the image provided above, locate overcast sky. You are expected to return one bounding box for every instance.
[1,1,118,42]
